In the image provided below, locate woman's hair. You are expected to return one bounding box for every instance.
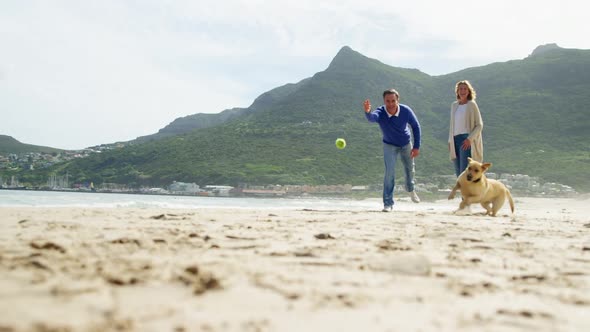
[455,80,476,100]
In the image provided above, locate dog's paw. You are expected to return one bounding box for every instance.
[448,193,455,200]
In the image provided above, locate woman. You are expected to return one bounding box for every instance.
[448,80,484,177]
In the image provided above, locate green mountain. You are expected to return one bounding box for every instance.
[0,135,63,154]
[6,45,590,190]
[133,79,312,142]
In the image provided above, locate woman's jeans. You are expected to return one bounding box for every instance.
[453,133,472,177]
[383,143,415,207]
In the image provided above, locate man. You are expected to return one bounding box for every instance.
[364,89,421,212]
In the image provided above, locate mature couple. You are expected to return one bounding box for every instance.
[364,81,483,212]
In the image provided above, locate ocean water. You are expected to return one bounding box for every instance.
[0,190,379,210]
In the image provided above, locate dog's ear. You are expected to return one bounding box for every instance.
[467,157,473,163]
[482,162,492,171]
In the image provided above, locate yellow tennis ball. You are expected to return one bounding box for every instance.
[335,138,346,149]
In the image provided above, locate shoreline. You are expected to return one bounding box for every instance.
[0,187,583,202]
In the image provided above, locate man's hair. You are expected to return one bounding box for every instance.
[382,89,399,99]
[455,80,477,100]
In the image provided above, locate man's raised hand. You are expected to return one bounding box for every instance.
[363,99,371,113]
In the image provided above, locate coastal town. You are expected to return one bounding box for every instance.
[0,149,578,198]
[0,144,119,171]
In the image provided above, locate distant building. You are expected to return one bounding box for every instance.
[203,185,233,197]
[169,181,201,194]
[351,186,368,191]
[144,187,169,194]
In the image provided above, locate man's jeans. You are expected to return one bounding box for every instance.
[383,143,415,207]
[453,133,472,177]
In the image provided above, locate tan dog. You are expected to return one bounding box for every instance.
[448,157,514,216]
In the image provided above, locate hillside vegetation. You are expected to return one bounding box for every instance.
[0,135,63,155]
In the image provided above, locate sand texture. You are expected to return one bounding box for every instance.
[1,197,589,331]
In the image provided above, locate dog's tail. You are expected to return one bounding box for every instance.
[507,189,515,213]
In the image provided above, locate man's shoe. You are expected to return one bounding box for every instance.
[382,205,393,212]
[409,191,420,203]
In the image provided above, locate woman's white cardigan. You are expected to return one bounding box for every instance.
[448,100,484,162]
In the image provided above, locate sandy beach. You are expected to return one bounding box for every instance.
[1,197,589,332]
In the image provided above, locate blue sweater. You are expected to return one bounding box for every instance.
[365,104,421,149]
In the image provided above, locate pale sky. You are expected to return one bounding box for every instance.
[1,0,588,150]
